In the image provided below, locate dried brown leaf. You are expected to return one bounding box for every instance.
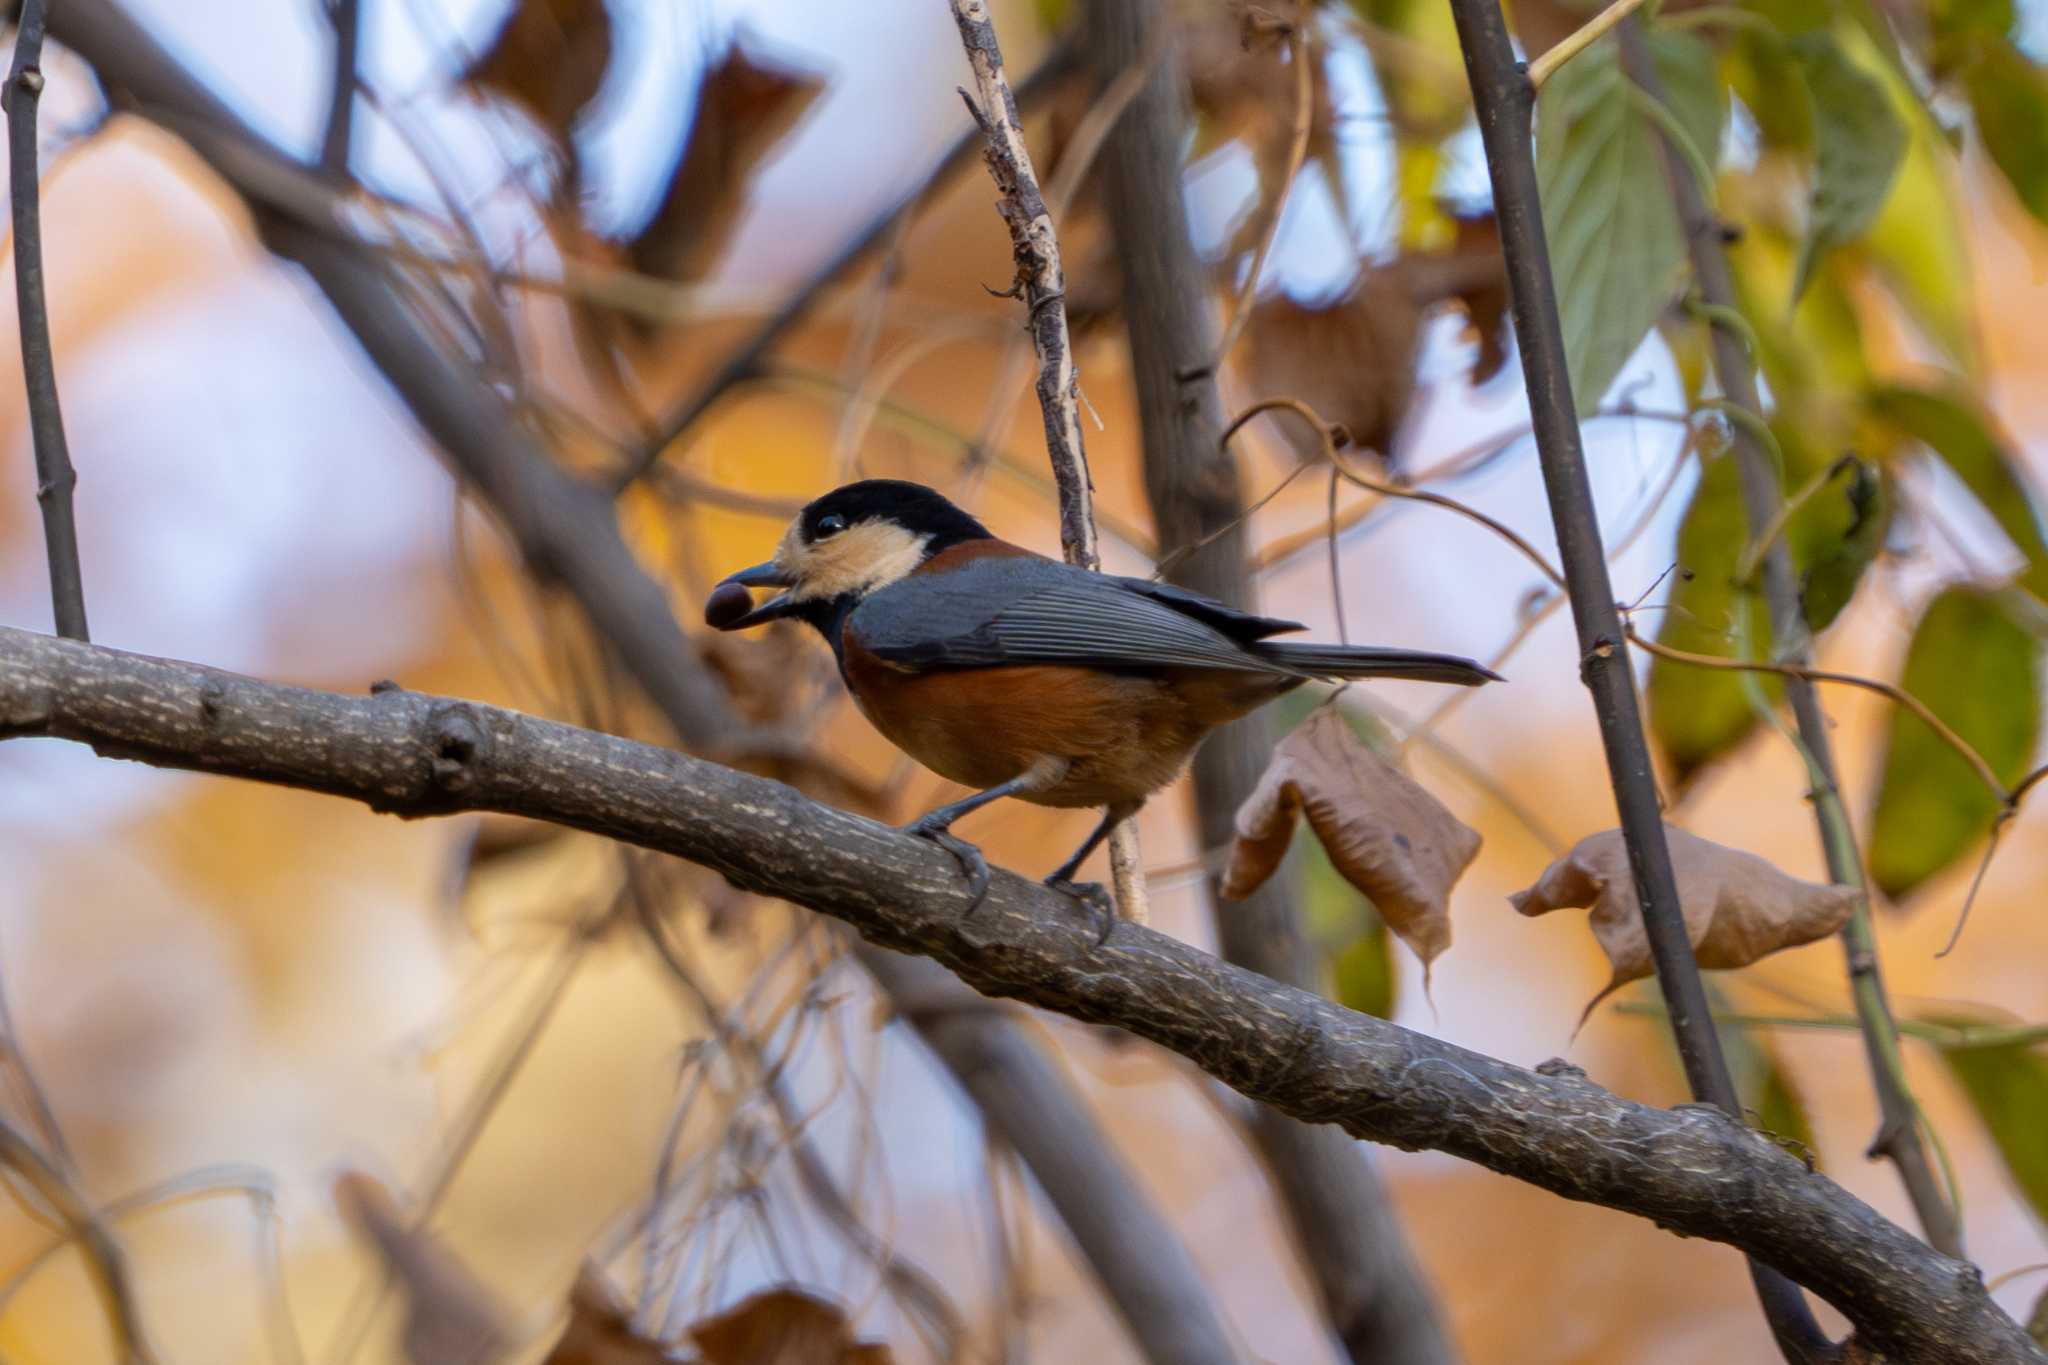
[462,0,613,154]
[628,41,825,288]
[1243,225,1508,461]
[334,1172,513,1365]
[541,1265,668,1365]
[689,1287,893,1365]
[1243,277,1423,462]
[1510,827,1858,1018]
[1222,708,1479,970]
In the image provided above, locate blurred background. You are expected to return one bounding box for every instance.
[0,0,2045,1361]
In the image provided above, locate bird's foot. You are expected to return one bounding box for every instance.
[1045,876,1116,945]
[901,817,992,910]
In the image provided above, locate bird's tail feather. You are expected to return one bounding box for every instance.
[1256,642,1500,686]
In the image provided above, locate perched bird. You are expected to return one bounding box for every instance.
[706,479,1497,918]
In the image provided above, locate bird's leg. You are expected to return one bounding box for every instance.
[900,758,1068,911]
[1044,802,1139,944]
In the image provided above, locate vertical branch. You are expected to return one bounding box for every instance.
[947,0,1150,924]
[1613,18,1960,1257]
[6,0,87,641]
[321,0,361,177]
[1444,2,1839,1360]
[1083,2,1456,1363]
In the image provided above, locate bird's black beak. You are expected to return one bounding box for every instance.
[707,561,800,630]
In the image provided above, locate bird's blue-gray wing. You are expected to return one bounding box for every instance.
[849,556,1293,674]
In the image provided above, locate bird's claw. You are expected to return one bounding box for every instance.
[1045,876,1116,945]
[902,819,992,910]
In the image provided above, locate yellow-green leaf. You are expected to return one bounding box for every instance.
[1869,588,2040,900]
[1859,33,1977,370]
[1537,30,1724,415]
[1649,448,1770,782]
[1870,384,2048,603]
[1788,31,1906,303]
[1935,1034,2048,1225]
[1965,40,2048,226]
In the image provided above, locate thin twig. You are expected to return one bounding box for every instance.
[1225,394,1568,588]
[1625,629,2009,806]
[951,0,1148,925]
[320,0,360,176]
[1525,0,1654,88]
[6,0,87,640]
[0,1116,153,1362]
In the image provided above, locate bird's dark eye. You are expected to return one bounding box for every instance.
[814,513,848,539]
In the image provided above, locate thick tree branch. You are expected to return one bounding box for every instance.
[0,624,2034,1363]
[42,6,1238,1356]
[1615,18,1958,1257]
[7,0,88,641]
[1081,2,1453,1361]
[1444,1,1835,1358]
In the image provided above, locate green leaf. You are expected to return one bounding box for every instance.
[1331,914,1397,1019]
[1788,31,1906,303]
[1860,47,1978,370]
[1649,448,1771,783]
[1868,588,2041,900]
[1355,0,1469,142]
[1794,457,1889,633]
[1965,41,2048,226]
[1647,427,1875,780]
[1301,821,1399,1019]
[2030,1281,2048,1349]
[1870,385,2048,604]
[1033,0,1070,34]
[1537,30,1725,416]
[1934,1033,2048,1225]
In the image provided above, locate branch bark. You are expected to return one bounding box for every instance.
[0,623,2035,1364]
[1444,2,1835,1358]
[1614,17,1959,1258]
[1084,3,1452,1360]
[7,0,88,641]
[44,5,1234,1357]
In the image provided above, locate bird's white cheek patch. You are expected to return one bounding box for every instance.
[789,524,930,602]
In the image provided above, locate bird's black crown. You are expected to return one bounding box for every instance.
[799,479,993,553]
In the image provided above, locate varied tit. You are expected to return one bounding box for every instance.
[706,479,1498,920]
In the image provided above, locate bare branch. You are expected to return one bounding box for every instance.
[0,624,2034,1363]
[1083,2,1453,1359]
[1444,2,1836,1357]
[6,0,88,640]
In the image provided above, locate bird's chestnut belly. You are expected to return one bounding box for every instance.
[841,655,1293,807]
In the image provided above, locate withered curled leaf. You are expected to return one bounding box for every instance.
[629,41,826,288]
[690,1286,894,1365]
[1222,708,1479,971]
[1511,827,1857,1021]
[334,1172,514,1365]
